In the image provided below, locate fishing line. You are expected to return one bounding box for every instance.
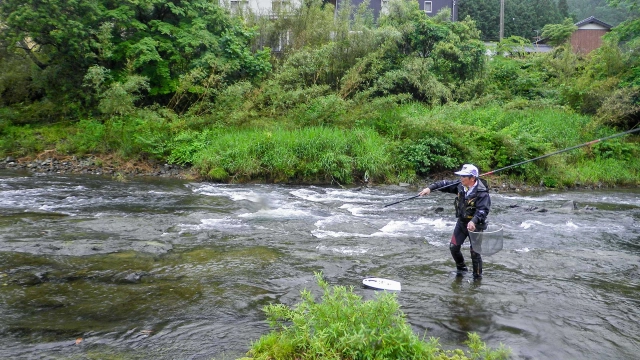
[384,127,640,207]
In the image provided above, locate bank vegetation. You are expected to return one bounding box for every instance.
[0,0,639,188]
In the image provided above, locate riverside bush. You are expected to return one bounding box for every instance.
[398,136,461,175]
[245,272,510,360]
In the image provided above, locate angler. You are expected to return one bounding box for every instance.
[418,164,490,279]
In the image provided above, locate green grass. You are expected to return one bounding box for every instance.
[0,101,637,187]
[559,157,640,186]
[400,101,592,148]
[191,127,393,184]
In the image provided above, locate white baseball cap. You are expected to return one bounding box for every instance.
[454,164,479,177]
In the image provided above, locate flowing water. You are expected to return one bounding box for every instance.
[0,170,639,359]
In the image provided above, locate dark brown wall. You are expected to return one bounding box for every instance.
[570,29,608,54]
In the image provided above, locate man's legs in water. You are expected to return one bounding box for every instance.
[450,221,468,274]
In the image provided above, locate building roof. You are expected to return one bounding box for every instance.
[524,44,553,53]
[534,16,613,45]
[574,16,613,30]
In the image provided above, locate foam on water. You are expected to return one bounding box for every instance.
[312,217,440,239]
[378,220,425,233]
[494,194,558,202]
[314,215,351,228]
[180,217,249,232]
[315,244,369,255]
[426,238,448,247]
[518,219,624,233]
[238,208,316,219]
[290,188,394,203]
[289,188,331,202]
[519,220,547,229]
[566,220,579,229]
[415,217,454,229]
[339,203,380,217]
[192,184,264,202]
[312,229,373,239]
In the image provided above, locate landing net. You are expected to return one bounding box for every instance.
[469,224,503,256]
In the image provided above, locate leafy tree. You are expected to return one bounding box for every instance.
[0,0,107,117]
[607,0,639,9]
[457,0,500,40]
[541,18,578,46]
[257,0,485,106]
[0,0,272,120]
[459,0,563,41]
[495,36,531,57]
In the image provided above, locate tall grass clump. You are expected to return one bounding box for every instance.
[192,127,394,183]
[421,102,592,148]
[245,272,510,360]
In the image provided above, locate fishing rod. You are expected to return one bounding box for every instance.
[384,127,640,207]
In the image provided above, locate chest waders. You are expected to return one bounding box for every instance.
[451,193,484,279]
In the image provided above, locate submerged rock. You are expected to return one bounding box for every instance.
[11,271,48,286]
[115,272,146,284]
[560,200,578,211]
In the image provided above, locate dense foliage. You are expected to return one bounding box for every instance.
[458,0,564,41]
[0,0,639,187]
[244,273,510,359]
[569,0,639,25]
[0,0,271,120]
[459,0,638,41]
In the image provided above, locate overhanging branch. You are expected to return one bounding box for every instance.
[17,39,48,70]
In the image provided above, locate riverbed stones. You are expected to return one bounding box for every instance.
[0,156,192,179]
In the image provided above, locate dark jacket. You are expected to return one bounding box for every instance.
[428,178,491,226]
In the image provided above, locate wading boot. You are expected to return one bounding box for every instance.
[471,250,482,280]
[450,243,467,276]
[455,263,468,276]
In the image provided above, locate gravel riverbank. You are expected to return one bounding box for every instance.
[0,155,194,179]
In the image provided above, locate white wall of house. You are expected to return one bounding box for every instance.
[578,23,608,30]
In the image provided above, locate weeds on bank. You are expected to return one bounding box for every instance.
[244,272,510,360]
[192,127,394,184]
[1,100,637,187]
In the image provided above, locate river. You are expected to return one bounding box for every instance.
[0,170,638,359]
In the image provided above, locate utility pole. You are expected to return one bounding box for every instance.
[499,0,504,40]
[452,0,456,21]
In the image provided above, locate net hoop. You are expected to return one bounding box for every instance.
[469,224,503,256]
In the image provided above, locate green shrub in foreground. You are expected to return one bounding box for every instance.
[245,272,510,360]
